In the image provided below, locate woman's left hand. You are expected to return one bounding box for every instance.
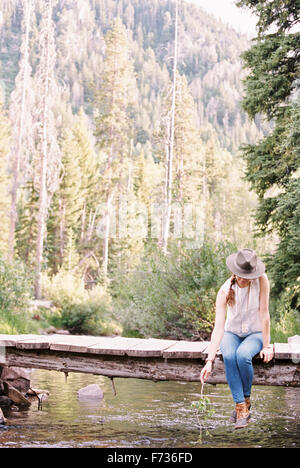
[260,346,274,363]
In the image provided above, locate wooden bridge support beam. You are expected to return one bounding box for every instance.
[3,347,300,388]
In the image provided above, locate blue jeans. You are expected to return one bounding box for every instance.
[220,331,263,404]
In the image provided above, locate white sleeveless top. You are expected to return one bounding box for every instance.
[220,277,262,337]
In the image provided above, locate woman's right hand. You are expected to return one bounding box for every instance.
[200,361,213,384]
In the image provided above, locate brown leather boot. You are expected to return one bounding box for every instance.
[230,397,251,422]
[234,402,250,429]
[230,397,251,423]
[245,396,251,410]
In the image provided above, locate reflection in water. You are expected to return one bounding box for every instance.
[0,370,299,448]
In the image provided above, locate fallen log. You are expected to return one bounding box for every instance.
[3,347,300,387]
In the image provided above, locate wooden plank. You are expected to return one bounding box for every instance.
[87,337,146,356]
[125,338,178,357]
[275,342,292,359]
[202,341,222,358]
[274,343,291,359]
[1,333,299,361]
[49,335,107,352]
[288,335,300,362]
[15,334,80,350]
[162,340,208,359]
[275,342,300,360]
[0,334,37,347]
[16,336,52,349]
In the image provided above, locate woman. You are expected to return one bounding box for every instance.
[200,248,274,429]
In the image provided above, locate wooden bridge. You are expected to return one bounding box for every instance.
[1,333,300,388]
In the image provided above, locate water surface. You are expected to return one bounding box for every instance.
[0,370,299,448]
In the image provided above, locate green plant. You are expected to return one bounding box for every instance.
[41,270,87,308]
[111,241,235,339]
[60,300,121,335]
[270,281,300,342]
[0,253,34,334]
[191,383,215,444]
[41,270,122,335]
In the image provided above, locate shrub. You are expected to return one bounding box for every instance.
[270,281,300,342]
[41,269,122,335]
[60,297,122,335]
[41,270,86,308]
[0,253,33,334]
[111,241,235,339]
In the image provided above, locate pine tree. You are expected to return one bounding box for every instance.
[73,108,100,247]
[15,179,39,267]
[109,173,146,274]
[47,127,83,273]
[93,17,136,278]
[46,108,100,275]
[237,0,300,297]
[0,88,11,253]
[156,70,203,248]
[133,147,164,243]
[172,73,202,206]
[61,227,80,272]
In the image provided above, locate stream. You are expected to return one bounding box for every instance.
[0,370,299,448]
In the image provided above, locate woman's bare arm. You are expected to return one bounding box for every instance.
[206,289,227,361]
[258,273,273,363]
[200,289,226,383]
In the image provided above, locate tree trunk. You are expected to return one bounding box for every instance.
[34,0,52,299]
[8,0,33,262]
[162,0,178,254]
[59,197,66,265]
[80,202,86,243]
[102,189,113,279]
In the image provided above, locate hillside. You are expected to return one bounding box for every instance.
[0,0,275,292]
[0,0,267,152]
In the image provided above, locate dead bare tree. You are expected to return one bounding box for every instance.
[161,0,178,254]
[8,0,34,262]
[33,0,61,298]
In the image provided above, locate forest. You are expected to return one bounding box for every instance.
[0,0,298,342]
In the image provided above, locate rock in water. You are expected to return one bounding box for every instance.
[1,367,31,393]
[77,384,104,400]
[2,381,31,408]
[0,396,13,408]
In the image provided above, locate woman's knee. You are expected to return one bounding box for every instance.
[221,347,237,363]
[237,334,263,364]
[236,347,252,365]
[220,333,240,362]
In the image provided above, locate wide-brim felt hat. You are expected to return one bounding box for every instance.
[226,248,265,279]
